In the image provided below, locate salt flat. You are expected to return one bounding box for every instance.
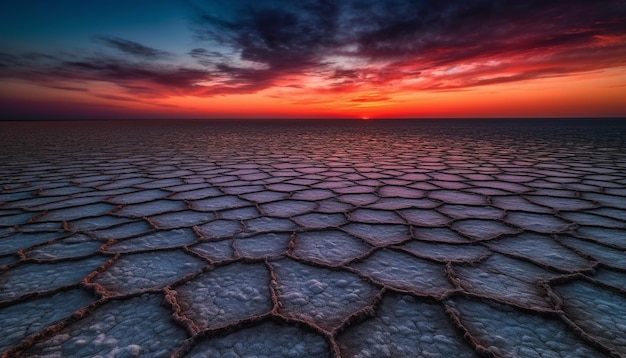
[1,119,625,357]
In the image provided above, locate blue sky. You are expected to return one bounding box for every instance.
[1,1,191,55]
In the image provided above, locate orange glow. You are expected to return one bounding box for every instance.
[161,66,626,119]
[2,64,625,119]
[2,1,626,119]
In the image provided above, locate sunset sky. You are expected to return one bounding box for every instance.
[1,0,626,119]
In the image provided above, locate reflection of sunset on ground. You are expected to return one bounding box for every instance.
[2,2,626,356]
[1,1,626,119]
[1,120,625,356]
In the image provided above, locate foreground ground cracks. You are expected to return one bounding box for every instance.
[1,122,626,357]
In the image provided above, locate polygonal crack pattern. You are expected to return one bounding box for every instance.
[551,280,626,355]
[1,120,625,357]
[271,259,380,332]
[337,293,477,357]
[351,249,454,297]
[89,251,206,296]
[446,297,608,357]
[170,262,272,331]
[185,321,329,357]
[18,294,188,357]
[0,289,95,352]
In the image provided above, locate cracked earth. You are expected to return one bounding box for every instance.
[1,120,625,357]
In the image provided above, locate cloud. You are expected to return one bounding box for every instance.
[1,0,625,102]
[0,35,203,98]
[94,93,179,107]
[194,1,339,66]
[179,0,626,96]
[186,0,343,92]
[188,48,225,66]
[0,53,215,99]
[348,95,391,103]
[60,58,210,89]
[42,84,88,92]
[95,36,172,59]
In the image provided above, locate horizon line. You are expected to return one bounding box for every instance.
[2,117,626,123]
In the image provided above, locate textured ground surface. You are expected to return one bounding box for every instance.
[1,119,625,357]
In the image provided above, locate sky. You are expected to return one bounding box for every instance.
[1,0,626,120]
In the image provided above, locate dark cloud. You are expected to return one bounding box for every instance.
[62,58,214,92]
[1,0,625,100]
[332,70,360,79]
[42,84,88,92]
[95,36,171,59]
[0,97,127,119]
[348,95,391,103]
[0,53,19,69]
[349,0,624,62]
[188,48,225,66]
[195,0,339,66]
[94,94,140,102]
[0,52,59,69]
[94,93,179,107]
[186,0,626,92]
[189,0,341,91]
[61,58,210,89]
[0,53,214,98]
